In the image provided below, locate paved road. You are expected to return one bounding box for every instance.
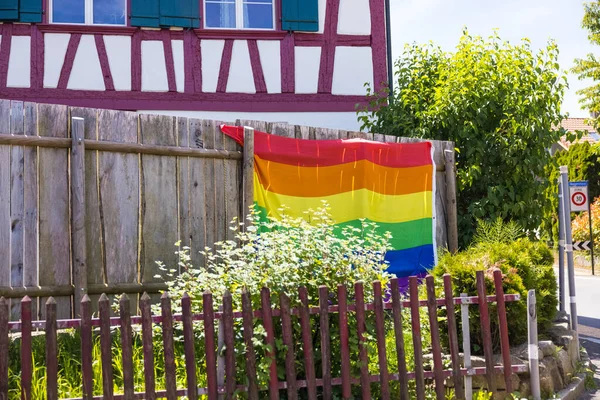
[555,268,600,398]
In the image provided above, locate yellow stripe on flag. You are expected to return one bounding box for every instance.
[254,173,433,224]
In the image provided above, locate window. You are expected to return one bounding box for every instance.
[205,0,274,29]
[50,0,126,25]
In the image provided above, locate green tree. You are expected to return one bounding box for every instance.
[358,30,567,246]
[543,142,600,242]
[572,0,600,127]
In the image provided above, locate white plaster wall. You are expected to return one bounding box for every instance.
[141,40,168,92]
[68,34,105,91]
[332,47,373,95]
[318,0,326,33]
[294,47,321,94]
[201,40,225,93]
[44,33,70,88]
[226,40,255,94]
[7,36,30,88]
[171,40,185,93]
[138,110,363,131]
[257,40,281,93]
[337,0,371,35]
[103,35,131,91]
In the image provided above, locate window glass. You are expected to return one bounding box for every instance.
[243,0,273,29]
[52,0,85,23]
[206,0,236,28]
[93,0,125,25]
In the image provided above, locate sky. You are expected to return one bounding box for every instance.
[389,0,596,118]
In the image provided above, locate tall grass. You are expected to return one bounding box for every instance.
[7,327,203,399]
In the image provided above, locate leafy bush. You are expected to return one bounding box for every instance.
[472,217,524,245]
[156,204,413,397]
[158,204,393,312]
[433,220,557,353]
[358,30,567,247]
[573,195,600,255]
[543,142,600,242]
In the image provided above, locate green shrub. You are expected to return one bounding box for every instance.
[155,204,407,398]
[543,142,600,243]
[433,221,557,353]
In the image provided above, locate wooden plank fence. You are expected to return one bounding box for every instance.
[0,99,457,321]
[1,271,526,399]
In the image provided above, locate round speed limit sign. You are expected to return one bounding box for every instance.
[572,192,587,207]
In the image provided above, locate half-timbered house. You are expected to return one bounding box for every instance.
[0,0,390,130]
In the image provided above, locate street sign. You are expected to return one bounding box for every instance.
[573,241,592,251]
[569,181,589,212]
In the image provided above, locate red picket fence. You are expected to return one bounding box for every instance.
[1,270,526,400]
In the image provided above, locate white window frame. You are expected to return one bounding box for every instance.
[204,0,276,30]
[49,0,127,26]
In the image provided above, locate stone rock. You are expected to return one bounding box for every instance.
[557,348,574,380]
[547,322,571,343]
[519,379,531,398]
[554,311,570,325]
[565,334,580,367]
[539,340,557,357]
[540,356,565,394]
[511,343,529,359]
[538,358,554,395]
[470,371,520,392]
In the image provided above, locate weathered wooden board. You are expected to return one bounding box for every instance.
[10,101,24,320]
[237,120,267,133]
[38,104,71,319]
[181,118,207,268]
[221,121,240,241]
[177,117,191,259]
[295,125,312,140]
[213,121,227,246]
[435,171,448,252]
[140,114,178,297]
[71,107,101,311]
[0,101,11,289]
[98,110,139,286]
[202,120,217,252]
[346,130,370,140]
[314,127,343,140]
[269,122,295,138]
[98,109,139,312]
[23,102,39,319]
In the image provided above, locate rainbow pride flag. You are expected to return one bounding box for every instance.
[221,126,437,278]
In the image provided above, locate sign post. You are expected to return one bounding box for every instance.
[560,167,579,346]
[557,181,565,312]
[569,181,595,275]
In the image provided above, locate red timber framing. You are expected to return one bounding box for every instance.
[0,0,388,113]
[2,271,527,399]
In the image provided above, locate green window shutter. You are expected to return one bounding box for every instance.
[282,0,318,32]
[0,0,18,20]
[19,0,42,23]
[130,0,160,27]
[159,0,199,28]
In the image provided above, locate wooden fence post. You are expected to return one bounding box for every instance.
[528,290,541,400]
[217,307,225,400]
[71,117,88,316]
[20,296,32,400]
[444,147,459,253]
[0,297,9,399]
[242,127,254,226]
[476,271,496,393]
[460,293,472,400]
